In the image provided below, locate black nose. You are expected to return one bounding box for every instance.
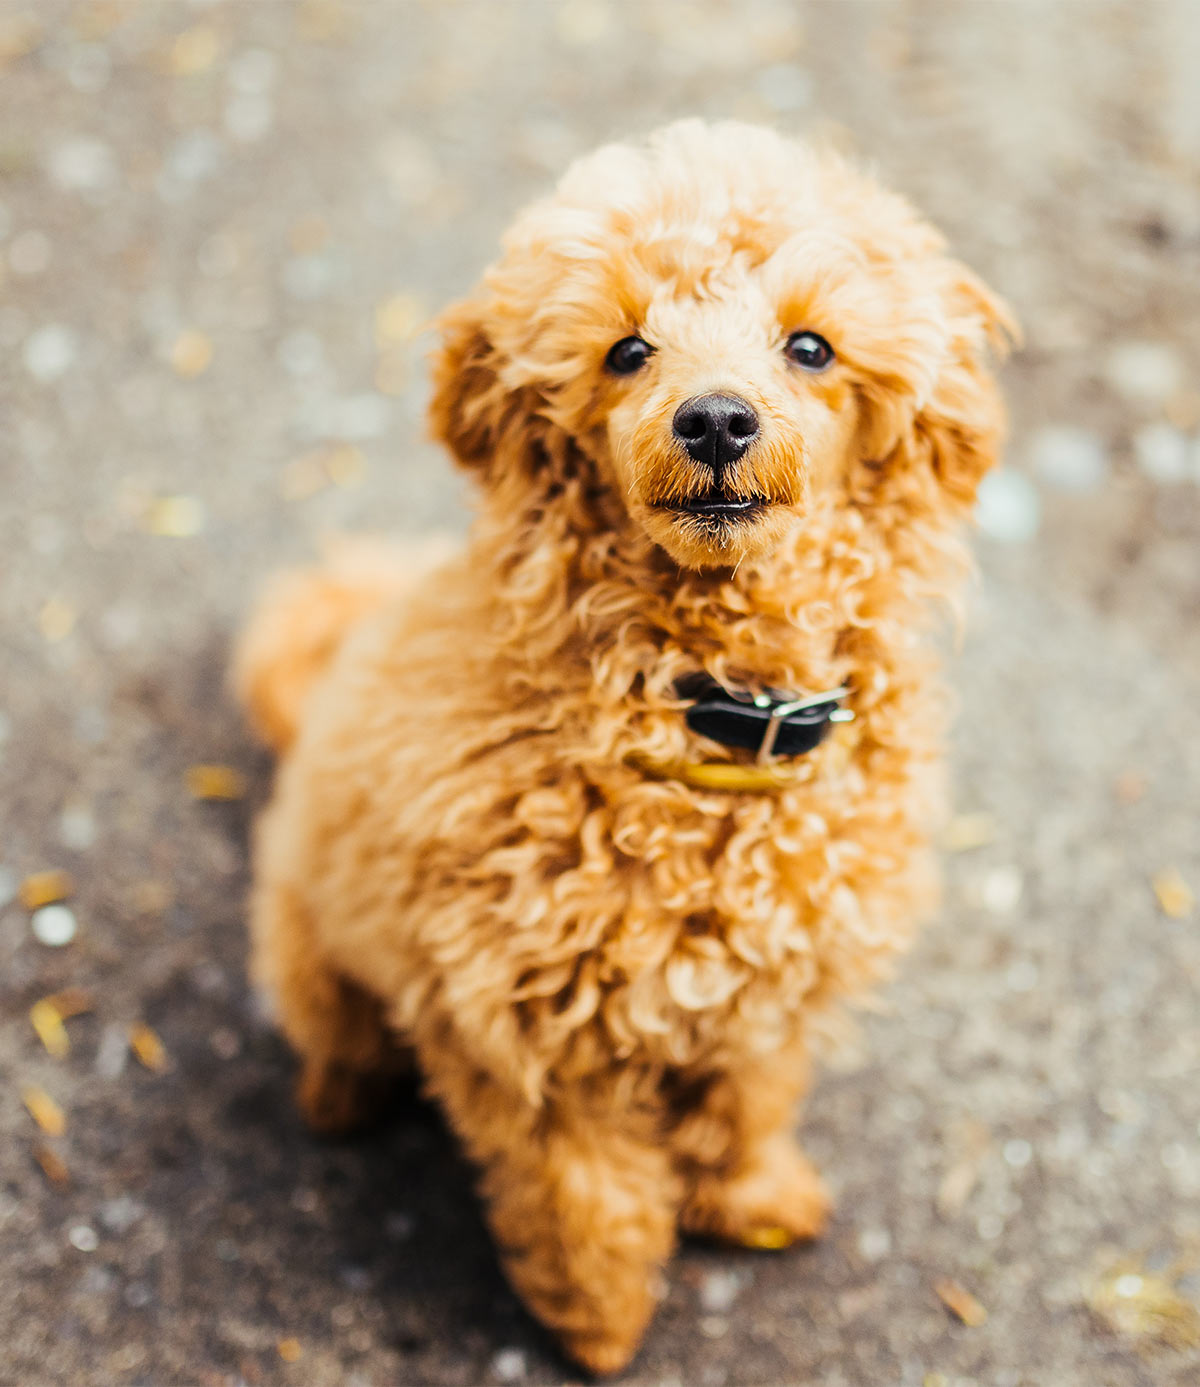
[672,394,759,480]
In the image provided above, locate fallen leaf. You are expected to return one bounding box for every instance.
[0,12,42,64]
[129,1023,169,1073]
[1152,869,1194,920]
[43,988,93,1020]
[23,1085,66,1136]
[142,495,206,537]
[373,292,424,349]
[186,764,246,801]
[936,1118,991,1218]
[38,597,77,642]
[19,869,73,910]
[29,1000,70,1058]
[169,329,213,379]
[942,812,996,852]
[934,1277,988,1327]
[168,24,220,75]
[1088,1257,1200,1350]
[33,1142,70,1186]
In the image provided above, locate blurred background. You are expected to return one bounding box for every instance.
[1,2,1198,1384]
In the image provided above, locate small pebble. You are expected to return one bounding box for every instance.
[1027,425,1109,492]
[1006,958,1039,993]
[699,1267,744,1313]
[1003,1138,1033,1169]
[100,1195,144,1233]
[59,801,97,851]
[23,324,78,382]
[31,904,78,947]
[47,136,117,195]
[225,92,274,143]
[94,1024,129,1079]
[976,1212,1004,1240]
[978,864,1024,915]
[228,47,279,94]
[1104,341,1182,403]
[68,1224,99,1253]
[1133,423,1191,483]
[65,43,111,93]
[209,1026,242,1060]
[975,469,1041,543]
[491,1347,526,1382]
[278,329,326,377]
[857,1226,892,1262]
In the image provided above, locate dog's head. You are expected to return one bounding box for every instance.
[431,120,1014,570]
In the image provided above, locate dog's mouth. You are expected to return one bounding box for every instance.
[655,492,770,523]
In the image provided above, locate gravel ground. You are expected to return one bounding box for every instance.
[2,3,1199,1385]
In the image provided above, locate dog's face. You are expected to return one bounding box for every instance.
[432,121,1013,570]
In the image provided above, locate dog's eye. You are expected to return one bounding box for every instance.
[605,336,655,375]
[784,331,835,372]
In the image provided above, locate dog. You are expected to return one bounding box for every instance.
[235,119,1013,1375]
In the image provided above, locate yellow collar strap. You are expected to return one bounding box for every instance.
[624,750,805,794]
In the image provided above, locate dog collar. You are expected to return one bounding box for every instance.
[680,675,853,762]
[625,677,854,794]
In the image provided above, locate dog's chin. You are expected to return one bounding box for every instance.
[637,497,797,570]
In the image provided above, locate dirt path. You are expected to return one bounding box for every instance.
[2,3,1198,1384]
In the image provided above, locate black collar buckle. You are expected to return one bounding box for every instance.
[678,674,854,763]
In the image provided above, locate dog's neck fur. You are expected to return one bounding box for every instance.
[471,465,969,719]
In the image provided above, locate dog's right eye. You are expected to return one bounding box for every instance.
[605,336,655,375]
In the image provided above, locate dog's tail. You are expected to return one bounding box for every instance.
[233,537,445,755]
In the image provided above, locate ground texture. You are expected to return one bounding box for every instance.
[2,3,1199,1385]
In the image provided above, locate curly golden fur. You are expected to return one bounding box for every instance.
[235,120,1014,1375]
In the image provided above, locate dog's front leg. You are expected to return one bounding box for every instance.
[429,1057,680,1375]
[674,1059,830,1249]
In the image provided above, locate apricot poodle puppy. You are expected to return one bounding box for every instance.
[236,120,1013,1375]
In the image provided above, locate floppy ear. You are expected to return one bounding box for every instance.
[428,293,579,492]
[910,263,1019,505]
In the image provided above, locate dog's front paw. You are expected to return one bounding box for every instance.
[680,1134,831,1248]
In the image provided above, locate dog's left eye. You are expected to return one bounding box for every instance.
[606,336,655,375]
[784,331,835,371]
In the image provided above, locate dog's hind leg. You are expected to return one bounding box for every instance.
[251,876,401,1134]
[426,1055,680,1376]
[674,1059,830,1248]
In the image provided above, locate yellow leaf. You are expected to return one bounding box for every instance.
[142,495,206,537]
[1152,868,1194,920]
[741,1225,794,1250]
[30,1000,70,1058]
[129,1023,169,1073]
[169,25,220,76]
[33,1142,70,1186]
[934,1277,988,1327]
[186,764,246,801]
[23,1086,66,1136]
[169,330,213,379]
[19,869,73,910]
